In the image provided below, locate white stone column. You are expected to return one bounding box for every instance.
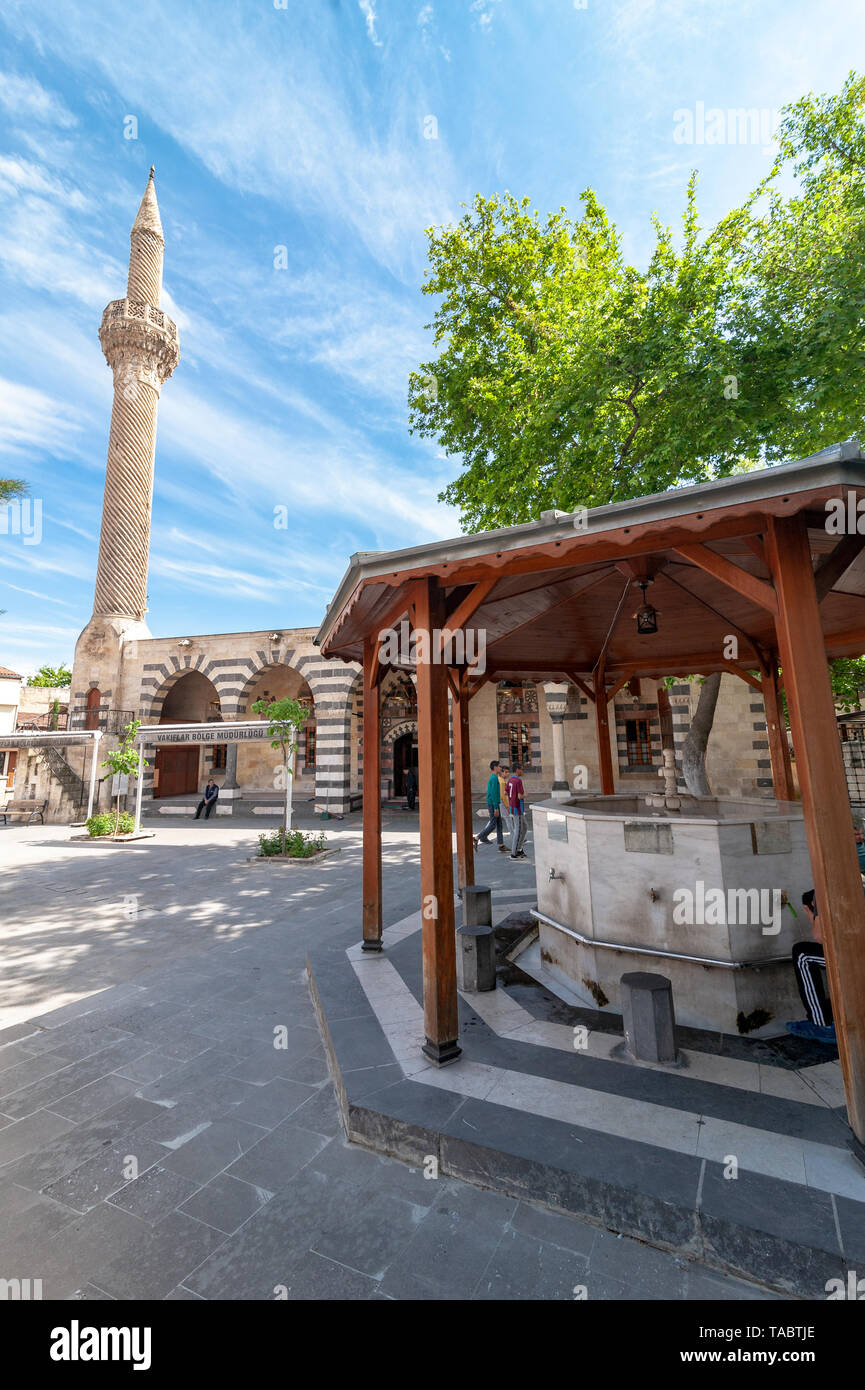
[542,682,570,801]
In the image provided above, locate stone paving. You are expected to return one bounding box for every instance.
[0,811,781,1299]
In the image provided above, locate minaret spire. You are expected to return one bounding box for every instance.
[90,169,180,622]
[127,164,164,308]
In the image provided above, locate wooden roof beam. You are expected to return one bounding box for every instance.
[466,673,493,701]
[815,533,865,604]
[440,578,497,642]
[672,542,779,615]
[565,672,595,704]
[605,670,636,703]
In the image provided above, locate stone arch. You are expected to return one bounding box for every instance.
[146,667,222,799]
[233,659,317,797]
[145,661,221,724]
[383,718,417,745]
[233,645,309,715]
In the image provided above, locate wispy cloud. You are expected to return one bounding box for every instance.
[0,71,76,127]
[0,376,86,459]
[159,383,456,542]
[358,1,383,47]
[470,0,502,32]
[4,1,459,276]
[4,583,75,607]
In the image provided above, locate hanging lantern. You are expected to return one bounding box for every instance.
[634,580,659,635]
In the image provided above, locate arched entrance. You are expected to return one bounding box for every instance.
[153,670,221,799]
[236,663,316,797]
[380,672,417,797]
[392,730,417,797]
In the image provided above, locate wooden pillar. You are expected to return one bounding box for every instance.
[415,579,461,1064]
[451,669,474,893]
[760,660,794,801]
[766,515,865,1143]
[594,662,615,794]
[361,633,382,952]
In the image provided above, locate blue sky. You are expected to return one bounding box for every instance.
[0,0,861,675]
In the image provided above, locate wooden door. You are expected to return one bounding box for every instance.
[154,745,200,798]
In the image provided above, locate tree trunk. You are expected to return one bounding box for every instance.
[282,750,289,856]
[681,673,722,797]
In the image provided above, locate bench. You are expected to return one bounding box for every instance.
[0,799,48,825]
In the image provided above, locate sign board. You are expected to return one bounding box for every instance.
[0,732,99,750]
[111,773,130,797]
[139,724,274,747]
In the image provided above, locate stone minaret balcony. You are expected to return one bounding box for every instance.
[98,297,179,394]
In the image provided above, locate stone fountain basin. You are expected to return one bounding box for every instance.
[531,793,813,1036]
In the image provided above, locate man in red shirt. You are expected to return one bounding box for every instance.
[506,764,528,860]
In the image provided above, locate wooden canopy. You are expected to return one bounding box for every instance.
[318,441,865,1147]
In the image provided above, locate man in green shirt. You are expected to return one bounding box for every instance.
[474,759,507,851]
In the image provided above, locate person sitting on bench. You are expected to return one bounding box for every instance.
[195,778,219,820]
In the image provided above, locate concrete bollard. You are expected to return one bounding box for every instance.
[457,885,495,993]
[462,885,492,928]
[620,971,678,1064]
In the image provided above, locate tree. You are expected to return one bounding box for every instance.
[27,665,72,687]
[409,72,865,793]
[251,697,309,855]
[0,479,25,505]
[100,720,146,839]
[829,658,865,713]
[408,183,757,530]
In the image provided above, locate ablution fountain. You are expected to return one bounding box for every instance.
[530,751,813,1036]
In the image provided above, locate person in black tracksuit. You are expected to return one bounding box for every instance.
[195,778,219,820]
[787,888,835,1041]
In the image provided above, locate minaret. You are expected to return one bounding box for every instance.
[72,168,180,724]
[92,167,180,622]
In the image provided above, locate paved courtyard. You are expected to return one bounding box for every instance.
[0,810,782,1300]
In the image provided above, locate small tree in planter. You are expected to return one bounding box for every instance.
[100,719,147,839]
[251,696,309,856]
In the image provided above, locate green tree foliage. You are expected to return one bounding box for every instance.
[409,184,757,529]
[0,479,25,505]
[736,72,865,463]
[409,73,865,533]
[27,665,72,687]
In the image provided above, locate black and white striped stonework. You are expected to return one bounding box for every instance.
[137,641,361,813]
